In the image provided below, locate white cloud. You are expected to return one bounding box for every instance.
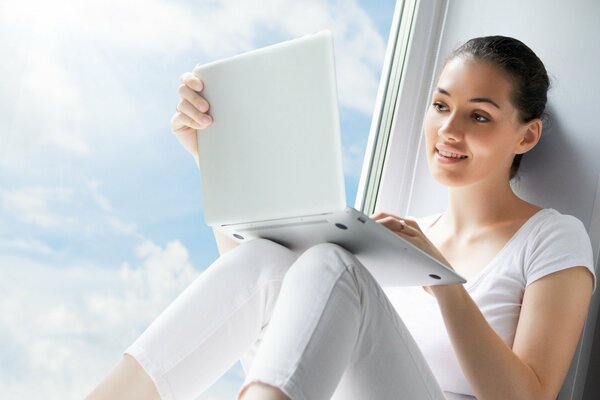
[1,186,74,228]
[0,238,54,255]
[0,0,386,171]
[86,180,142,237]
[108,215,138,236]
[0,182,142,240]
[189,0,386,114]
[86,180,145,238]
[87,180,112,212]
[0,1,392,398]
[0,239,201,399]
[0,39,90,164]
[35,304,86,336]
[21,59,90,155]
[343,142,367,178]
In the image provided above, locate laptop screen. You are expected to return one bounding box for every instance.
[194,31,346,225]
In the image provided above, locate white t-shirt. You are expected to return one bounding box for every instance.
[383,208,596,398]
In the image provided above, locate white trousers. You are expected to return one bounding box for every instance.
[125,238,449,400]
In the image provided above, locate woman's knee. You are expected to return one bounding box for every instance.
[300,242,357,268]
[285,242,360,283]
[220,238,298,282]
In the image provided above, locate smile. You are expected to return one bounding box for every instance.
[437,149,468,159]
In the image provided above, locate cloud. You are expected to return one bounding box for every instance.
[108,215,138,236]
[0,182,140,240]
[86,180,142,238]
[0,238,54,255]
[0,0,386,171]
[343,142,368,178]
[0,238,201,399]
[87,180,113,212]
[0,1,391,398]
[188,0,386,114]
[0,40,91,166]
[21,59,90,155]
[1,186,74,228]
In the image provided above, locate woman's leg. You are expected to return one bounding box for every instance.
[86,238,298,400]
[238,242,446,400]
[86,354,161,400]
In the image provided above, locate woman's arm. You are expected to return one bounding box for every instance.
[432,267,592,400]
[169,73,238,257]
[171,72,213,163]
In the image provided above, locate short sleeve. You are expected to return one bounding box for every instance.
[524,213,596,293]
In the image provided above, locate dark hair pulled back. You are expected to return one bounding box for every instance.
[446,36,550,180]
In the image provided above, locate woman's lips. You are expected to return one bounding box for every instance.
[435,148,468,164]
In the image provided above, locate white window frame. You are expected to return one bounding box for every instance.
[355,0,448,216]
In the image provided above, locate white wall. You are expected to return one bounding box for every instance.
[404,1,600,398]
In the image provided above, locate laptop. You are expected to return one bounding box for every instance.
[192,30,466,287]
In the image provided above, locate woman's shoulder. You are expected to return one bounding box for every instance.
[528,208,588,237]
[523,208,595,290]
[521,208,591,259]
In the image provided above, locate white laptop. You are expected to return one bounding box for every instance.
[192,31,465,287]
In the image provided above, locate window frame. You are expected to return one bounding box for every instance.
[355,0,449,216]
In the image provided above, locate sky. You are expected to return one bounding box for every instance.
[0,0,396,398]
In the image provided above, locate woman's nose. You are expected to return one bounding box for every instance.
[438,113,464,141]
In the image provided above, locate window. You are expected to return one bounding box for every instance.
[0,0,400,398]
[357,0,448,217]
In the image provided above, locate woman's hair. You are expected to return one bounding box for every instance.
[446,36,550,180]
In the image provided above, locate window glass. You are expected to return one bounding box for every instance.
[0,0,396,397]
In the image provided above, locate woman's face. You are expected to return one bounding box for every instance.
[423,57,530,188]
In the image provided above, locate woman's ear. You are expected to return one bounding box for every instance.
[515,118,542,155]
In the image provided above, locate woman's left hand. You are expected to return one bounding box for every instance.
[370,212,454,293]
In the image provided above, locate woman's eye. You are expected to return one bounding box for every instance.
[433,102,447,112]
[472,113,489,123]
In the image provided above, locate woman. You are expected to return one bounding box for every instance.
[87,36,595,400]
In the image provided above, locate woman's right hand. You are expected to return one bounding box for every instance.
[170,71,213,165]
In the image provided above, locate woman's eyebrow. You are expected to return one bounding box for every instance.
[435,87,501,109]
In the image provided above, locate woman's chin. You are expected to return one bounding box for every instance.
[433,175,468,188]
[428,164,471,188]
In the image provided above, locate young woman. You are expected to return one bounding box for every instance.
[87,36,595,400]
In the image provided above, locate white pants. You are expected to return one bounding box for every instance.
[125,238,450,400]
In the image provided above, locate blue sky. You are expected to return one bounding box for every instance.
[0,0,396,398]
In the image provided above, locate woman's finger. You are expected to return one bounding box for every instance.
[371,212,414,227]
[402,218,419,229]
[398,222,420,237]
[376,216,405,232]
[180,72,204,92]
[371,211,392,220]
[370,211,400,221]
[377,216,423,238]
[375,215,447,266]
[171,111,201,132]
[370,211,425,237]
[177,99,212,127]
[171,111,201,156]
[178,84,210,113]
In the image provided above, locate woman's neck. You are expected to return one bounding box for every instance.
[443,178,538,236]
